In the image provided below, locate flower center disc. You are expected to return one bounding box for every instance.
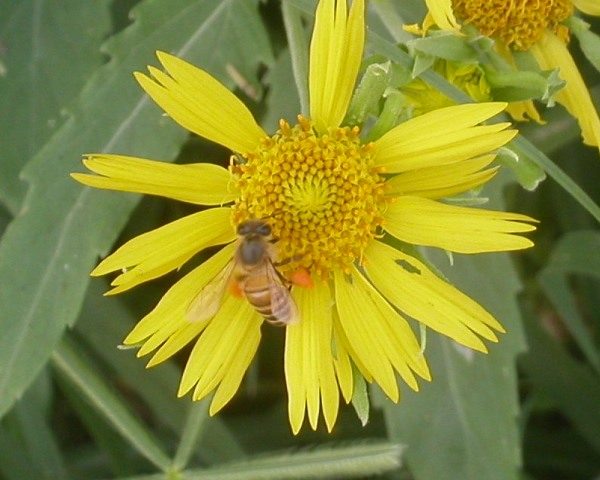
[231,117,385,278]
[452,0,573,50]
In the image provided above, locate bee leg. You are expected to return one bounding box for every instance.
[272,254,303,267]
[289,267,313,288]
[227,279,245,298]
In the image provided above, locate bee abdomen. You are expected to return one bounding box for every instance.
[244,284,273,315]
[244,283,292,325]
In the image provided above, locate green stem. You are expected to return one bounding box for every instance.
[512,136,600,222]
[171,400,210,471]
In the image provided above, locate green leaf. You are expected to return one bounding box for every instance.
[346,61,393,125]
[407,33,478,63]
[484,68,564,103]
[281,1,310,115]
[496,146,547,191]
[0,204,10,237]
[76,277,188,435]
[285,0,312,18]
[351,365,370,427]
[185,441,403,480]
[366,90,407,141]
[262,48,302,132]
[0,371,68,480]
[51,336,172,471]
[537,230,600,372]
[112,442,403,480]
[56,369,141,478]
[0,0,112,214]
[520,305,600,456]
[568,17,600,74]
[382,176,526,480]
[525,422,600,479]
[0,0,273,421]
[411,52,435,78]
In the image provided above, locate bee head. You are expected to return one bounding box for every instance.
[237,220,272,238]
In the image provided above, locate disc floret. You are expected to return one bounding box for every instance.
[232,116,386,278]
[452,0,573,50]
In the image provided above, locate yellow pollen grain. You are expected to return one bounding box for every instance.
[231,116,386,278]
[452,0,573,50]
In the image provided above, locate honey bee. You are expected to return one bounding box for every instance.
[186,219,298,325]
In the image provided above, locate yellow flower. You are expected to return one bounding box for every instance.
[72,0,536,434]
[422,0,600,148]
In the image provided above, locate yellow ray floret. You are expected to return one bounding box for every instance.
[334,269,400,403]
[530,31,600,149]
[364,241,506,353]
[383,196,537,253]
[331,321,354,404]
[333,267,430,397]
[135,51,266,154]
[92,208,235,294]
[374,103,516,172]
[334,318,373,384]
[123,243,236,348]
[348,268,431,384]
[175,295,262,416]
[384,155,498,199]
[72,154,237,205]
[424,0,461,32]
[504,100,543,123]
[309,0,365,133]
[285,281,339,434]
[146,322,209,367]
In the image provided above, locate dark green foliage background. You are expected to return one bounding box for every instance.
[0,1,599,479]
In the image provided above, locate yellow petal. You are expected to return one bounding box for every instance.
[146,322,208,367]
[209,315,263,415]
[574,0,600,15]
[285,281,339,434]
[364,241,505,352]
[383,196,537,253]
[333,315,372,383]
[333,269,399,402]
[332,319,353,403]
[72,154,237,205]
[309,0,365,133]
[93,208,235,294]
[531,31,600,148]
[374,103,516,172]
[505,100,543,123]
[385,155,498,199]
[178,295,258,398]
[123,242,237,346]
[285,313,306,434]
[425,0,461,31]
[135,52,266,154]
[351,267,431,384]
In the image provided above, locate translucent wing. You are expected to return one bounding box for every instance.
[186,260,236,323]
[265,262,299,325]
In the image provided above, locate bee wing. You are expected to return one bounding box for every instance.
[266,262,299,325]
[186,260,236,323]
